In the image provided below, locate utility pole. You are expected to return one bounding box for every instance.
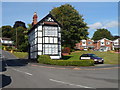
[16,28,17,49]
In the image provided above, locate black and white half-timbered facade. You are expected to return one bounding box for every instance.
[28,13,61,59]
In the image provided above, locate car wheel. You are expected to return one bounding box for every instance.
[101,61,104,64]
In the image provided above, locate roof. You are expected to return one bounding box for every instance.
[97,38,113,42]
[0,37,13,41]
[113,38,120,42]
[28,13,62,34]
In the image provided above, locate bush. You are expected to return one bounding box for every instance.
[114,48,120,52]
[50,60,94,66]
[62,47,71,54]
[37,55,51,64]
[37,55,94,66]
[5,46,12,51]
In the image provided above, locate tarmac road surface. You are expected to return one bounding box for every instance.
[1,50,119,89]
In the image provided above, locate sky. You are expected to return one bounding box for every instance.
[2,2,118,38]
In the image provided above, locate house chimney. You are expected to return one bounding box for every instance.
[32,12,38,26]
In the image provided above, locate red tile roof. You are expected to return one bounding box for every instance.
[43,21,58,25]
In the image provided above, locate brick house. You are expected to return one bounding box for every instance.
[0,37,14,46]
[75,38,113,51]
[95,38,113,51]
[75,39,95,50]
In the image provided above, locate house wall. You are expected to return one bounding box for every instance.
[29,25,61,59]
[29,28,38,59]
[94,38,113,51]
[37,25,43,55]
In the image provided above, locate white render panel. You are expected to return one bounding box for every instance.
[38,32,42,37]
[59,45,61,50]
[59,33,61,37]
[35,32,37,37]
[38,52,42,55]
[35,38,37,44]
[38,25,42,31]
[45,37,49,43]
[43,38,44,43]
[54,38,58,43]
[35,28,37,32]
[50,37,53,43]
[38,44,42,50]
[38,38,42,43]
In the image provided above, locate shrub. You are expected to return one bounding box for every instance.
[50,60,94,66]
[37,55,51,64]
[114,48,120,52]
[5,46,12,51]
[62,47,71,54]
[37,55,94,66]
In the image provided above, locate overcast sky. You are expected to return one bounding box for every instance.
[2,2,118,38]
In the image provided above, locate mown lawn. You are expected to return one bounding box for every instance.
[13,52,28,59]
[62,51,119,64]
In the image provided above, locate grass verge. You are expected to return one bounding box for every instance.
[13,52,28,59]
[62,51,119,64]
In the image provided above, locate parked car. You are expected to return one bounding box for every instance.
[80,53,104,64]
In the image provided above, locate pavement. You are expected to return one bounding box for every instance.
[0,50,120,89]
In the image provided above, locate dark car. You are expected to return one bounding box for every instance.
[80,53,104,64]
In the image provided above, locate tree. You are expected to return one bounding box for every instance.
[113,35,120,40]
[27,24,32,30]
[2,26,13,38]
[11,27,28,52]
[92,28,113,40]
[50,4,89,49]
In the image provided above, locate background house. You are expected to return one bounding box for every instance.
[0,37,14,46]
[96,38,113,51]
[75,38,113,51]
[75,39,95,50]
[112,38,120,51]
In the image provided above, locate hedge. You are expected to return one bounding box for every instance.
[37,55,94,66]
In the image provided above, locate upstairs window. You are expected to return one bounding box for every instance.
[44,26,57,36]
[114,42,118,45]
[82,42,86,44]
[106,42,110,45]
[88,42,92,44]
[101,42,104,45]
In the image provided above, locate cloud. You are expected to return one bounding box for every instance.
[103,21,118,28]
[88,22,102,29]
[88,21,118,30]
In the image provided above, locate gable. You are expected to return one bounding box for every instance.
[45,17,54,22]
[40,14,61,26]
[28,13,61,34]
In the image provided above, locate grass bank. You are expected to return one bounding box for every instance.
[13,52,28,59]
[62,51,119,64]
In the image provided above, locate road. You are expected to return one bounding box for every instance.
[1,50,120,89]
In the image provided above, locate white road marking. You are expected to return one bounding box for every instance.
[49,79,94,88]
[12,68,33,76]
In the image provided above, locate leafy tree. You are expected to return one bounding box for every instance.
[113,35,120,40]
[11,27,28,52]
[27,24,32,30]
[50,4,89,49]
[92,28,113,40]
[2,26,13,38]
